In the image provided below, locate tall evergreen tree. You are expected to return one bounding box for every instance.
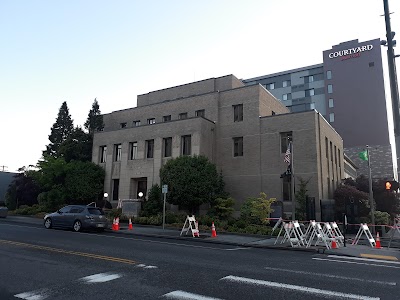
[45,101,74,158]
[59,126,93,162]
[84,98,104,135]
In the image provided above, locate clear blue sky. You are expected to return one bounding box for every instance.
[1,0,399,172]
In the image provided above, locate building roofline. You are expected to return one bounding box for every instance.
[344,153,359,169]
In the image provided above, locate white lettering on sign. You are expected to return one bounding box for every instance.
[328,44,373,59]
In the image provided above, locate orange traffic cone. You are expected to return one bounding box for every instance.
[194,220,199,237]
[112,218,116,231]
[375,232,382,249]
[211,222,217,238]
[115,217,120,231]
[331,236,337,249]
[128,218,133,230]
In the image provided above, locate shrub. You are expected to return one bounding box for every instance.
[141,184,163,217]
[208,197,235,220]
[240,192,276,225]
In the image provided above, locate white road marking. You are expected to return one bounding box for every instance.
[220,275,380,300]
[143,265,158,269]
[163,290,223,300]
[14,289,48,300]
[327,255,400,265]
[264,266,396,286]
[312,257,400,269]
[80,272,122,283]
[224,247,251,251]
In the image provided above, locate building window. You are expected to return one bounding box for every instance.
[112,179,119,200]
[338,149,341,171]
[120,122,127,128]
[329,113,335,123]
[330,141,333,162]
[369,62,375,67]
[233,104,243,122]
[163,137,172,157]
[328,84,333,94]
[114,144,122,162]
[129,142,138,160]
[179,113,188,120]
[181,135,191,156]
[334,145,337,165]
[282,93,291,101]
[233,137,243,157]
[306,75,314,83]
[147,118,156,125]
[282,80,291,87]
[146,140,154,158]
[280,132,292,153]
[310,103,315,110]
[195,109,205,117]
[282,177,292,202]
[305,89,315,96]
[329,98,334,108]
[326,70,332,79]
[325,137,329,158]
[267,83,275,90]
[133,120,141,127]
[163,115,171,122]
[100,146,107,163]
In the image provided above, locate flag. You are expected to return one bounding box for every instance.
[359,150,368,161]
[284,142,291,165]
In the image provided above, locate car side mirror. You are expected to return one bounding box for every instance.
[57,210,62,214]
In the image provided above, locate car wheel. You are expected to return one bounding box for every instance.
[73,220,82,232]
[44,218,52,229]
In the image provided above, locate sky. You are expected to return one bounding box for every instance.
[1,0,400,173]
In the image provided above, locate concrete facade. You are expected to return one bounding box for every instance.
[243,38,396,180]
[93,75,343,220]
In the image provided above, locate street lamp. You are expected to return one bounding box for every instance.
[138,192,144,199]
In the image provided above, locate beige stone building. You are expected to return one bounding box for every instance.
[92,75,344,220]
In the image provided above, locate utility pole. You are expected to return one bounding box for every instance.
[383,0,400,179]
[0,165,8,172]
[366,146,375,233]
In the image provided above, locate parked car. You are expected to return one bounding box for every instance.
[0,206,8,218]
[43,205,109,232]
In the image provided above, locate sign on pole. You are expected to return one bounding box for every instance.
[162,184,168,194]
[162,185,168,229]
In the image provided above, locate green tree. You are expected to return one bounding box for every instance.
[240,192,275,225]
[84,98,104,135]
[295,177,310,221]
[159,155,224,213]
[45,101,74,158]
[59,126,93,162]
[333,184,370,219]
[208,197,235,220]
[141,184,163,217]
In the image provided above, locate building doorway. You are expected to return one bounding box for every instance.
[131,177,147,200]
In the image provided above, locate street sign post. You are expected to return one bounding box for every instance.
[162,185,168,229]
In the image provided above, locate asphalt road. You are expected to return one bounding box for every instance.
[0,220,399,300]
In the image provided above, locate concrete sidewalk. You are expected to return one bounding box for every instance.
[2,215,399,261]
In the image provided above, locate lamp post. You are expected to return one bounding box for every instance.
[138,192,144,199]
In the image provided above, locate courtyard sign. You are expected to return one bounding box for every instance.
[328,44,373,59]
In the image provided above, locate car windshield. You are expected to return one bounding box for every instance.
[87,208,104,215]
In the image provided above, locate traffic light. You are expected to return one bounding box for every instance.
[385,180,399,191]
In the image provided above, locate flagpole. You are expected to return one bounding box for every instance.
[291,141,295,221]
[366,145,375,233]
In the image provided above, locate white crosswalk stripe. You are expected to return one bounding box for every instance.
[162,290,223,300]
[14,289,49,300]
[80,272,122,283]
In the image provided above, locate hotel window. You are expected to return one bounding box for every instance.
[114,144,122,162]
[282,80,291,87]
[163,137,172,158]
[233,104,243,122]
[328,84,333,94]
[120,122,127,128]
[195,109,205,117]
[100,146,107,163]
[369,62,374,67]
[129,142,138,160]
[133,120,141,127]
[146,139,154,158]
[326,70,332,79]
[329,98,334,108]
[280,132,292,153]
[233,137,243,157]
[267,82,275,90]
[112,179,120,200]
[147,118,156,125]
[305,88,315,96]
[282,93,291,101]
[329,113,335,123]
[181,135,191,156]
[179,113,188,120]
[306,75,314,83]
[310,103,315,110]
[163,115,171,122]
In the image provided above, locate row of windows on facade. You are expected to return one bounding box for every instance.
[325,136,342,198]
[99,131,293,163]
[266,70,333,91]
[119,109,206,129]
[279,84,333,102]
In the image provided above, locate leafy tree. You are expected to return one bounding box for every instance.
[84,98,104,135]
[45,101,74,158]
[295,177,310,221]
[159,155,225,213]
[333,184,370,219]
[141,184,163,217]
[59,126,93,162]
[240,192,276,225]
[208,197,235,220]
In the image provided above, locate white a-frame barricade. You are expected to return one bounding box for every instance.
[352,223,376,247]
[274,220,305,247]
[330,222,344,246]
[323,222,344,247]
[180,215,199,237]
